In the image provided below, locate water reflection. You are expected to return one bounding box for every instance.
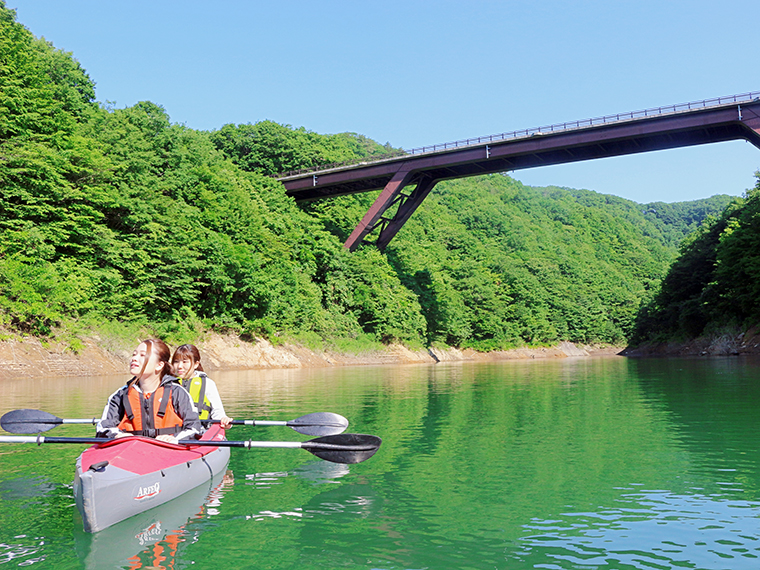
[0,475,57,500]
[0,537,46,566]
[74,470,233,569]
[0,374,128,418]
[243,461,350,488]
[294,460,350,484]
[631,357,760,489]
[302,483,376,519]
[225,457,381,541]
[513,489,760,568]
[2,358,760,569]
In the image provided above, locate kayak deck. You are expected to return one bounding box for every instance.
[78,424,226,474]
[74,425,230,533]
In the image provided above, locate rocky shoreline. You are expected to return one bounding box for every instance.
[621,326,760,358]
[5,326,760,381]
[0,334,624,380]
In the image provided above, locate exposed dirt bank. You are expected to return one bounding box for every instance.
[0,334,624,380]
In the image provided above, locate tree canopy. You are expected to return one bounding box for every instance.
[633,179,760,343]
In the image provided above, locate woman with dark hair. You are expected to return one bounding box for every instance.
[97,339,201,444]
[172,344,233,429]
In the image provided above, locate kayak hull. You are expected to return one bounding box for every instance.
[73,425,230,533]
[74,470,229,569]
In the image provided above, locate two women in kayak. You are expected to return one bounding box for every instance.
[97,339,231,443]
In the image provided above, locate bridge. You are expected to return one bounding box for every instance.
[278,92,760,251]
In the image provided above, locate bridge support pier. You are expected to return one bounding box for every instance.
[740,103,760,147]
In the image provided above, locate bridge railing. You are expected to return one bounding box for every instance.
[277,91,760,179]
[405,91,760,156]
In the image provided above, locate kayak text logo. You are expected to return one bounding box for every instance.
[134,481,161,500]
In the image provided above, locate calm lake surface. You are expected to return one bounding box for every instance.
[1,356,759,569]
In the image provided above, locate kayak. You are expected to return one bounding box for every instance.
[73,424,230,533]
[1,408,378,533]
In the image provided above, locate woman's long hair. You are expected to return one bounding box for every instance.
[137,338,173,379]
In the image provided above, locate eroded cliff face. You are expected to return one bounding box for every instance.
[0,336,126,380]
[0,333,623,380]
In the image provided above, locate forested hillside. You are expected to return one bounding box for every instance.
[634,182,760,344]
[0,4,742,353]
[639,196,736,248]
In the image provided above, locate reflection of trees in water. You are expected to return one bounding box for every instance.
[630,357,760,492]
[12,359,759,569]
[231,464,381,568]
[0,475,57,500]
[317,358,703,555]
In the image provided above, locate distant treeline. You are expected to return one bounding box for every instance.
[0,3,751,351]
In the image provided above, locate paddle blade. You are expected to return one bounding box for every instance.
[288,412,349,436]
[1,409,62,434]
[302,433,381,464]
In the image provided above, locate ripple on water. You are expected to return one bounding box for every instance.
[510,490,760,569]
[0,537,45,566]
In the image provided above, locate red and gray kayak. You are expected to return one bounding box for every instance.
[73,424,230,533]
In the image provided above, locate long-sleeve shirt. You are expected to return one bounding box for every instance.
[202,375,228,421]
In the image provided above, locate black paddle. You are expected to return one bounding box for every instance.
[1,409,349,437]
[0,433,381,464]
[0,409,100,433]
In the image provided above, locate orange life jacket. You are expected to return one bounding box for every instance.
[118,382,185,437]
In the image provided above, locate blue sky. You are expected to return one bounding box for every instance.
[8,0,760,204]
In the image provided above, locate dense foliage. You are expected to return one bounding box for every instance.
[634,179,760,342]
[639,195,735,248]
[210,121,395,176]
[305,179,689,348]
[0,4,425,347]
[0,3,742,351]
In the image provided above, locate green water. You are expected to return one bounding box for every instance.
[1,356,759,569]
